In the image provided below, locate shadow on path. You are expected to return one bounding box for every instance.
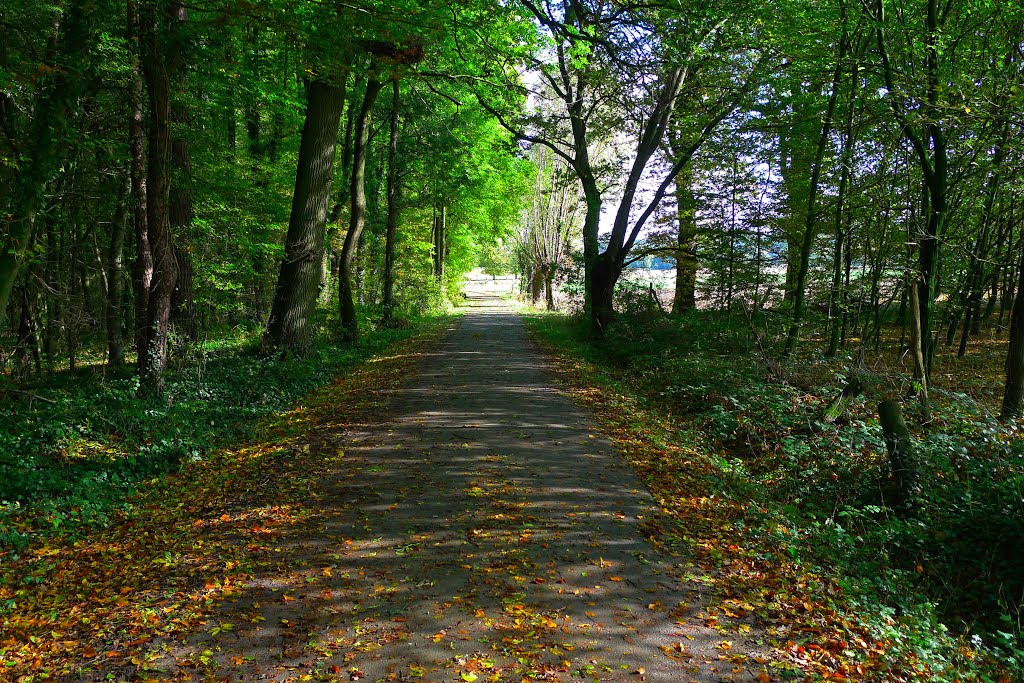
[138,294,767,682]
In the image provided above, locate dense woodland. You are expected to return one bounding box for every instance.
[3,0,1024,680]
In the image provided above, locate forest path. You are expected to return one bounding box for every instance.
[156,292,767,682]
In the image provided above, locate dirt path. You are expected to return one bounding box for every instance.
[151,294,768,682]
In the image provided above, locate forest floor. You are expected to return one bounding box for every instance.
[2,293,784,683]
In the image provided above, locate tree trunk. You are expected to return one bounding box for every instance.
[1001,247,1024,419]
[382,79,400,321]
[431,201,447,282]
[128,0,152,373]
[879,399,918,512]
[591,253,618,331]
[827,54,859,357]
[909,276,929,421]
[783,2,848,357]
[106,179,130,366]
[266,77,348,349]
[140,4,178,395]
[545,269,555,310]
[169,110,197,345]
[672,166,697,313]
[530,268,544,305]
[0,0,90,327]
[339,77,382,340]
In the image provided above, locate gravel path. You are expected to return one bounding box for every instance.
[157,293,767,682]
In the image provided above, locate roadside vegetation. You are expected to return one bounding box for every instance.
[1,312,456,552]
[526,303,1024,682]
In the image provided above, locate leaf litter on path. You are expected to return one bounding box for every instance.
[2,298,783,682]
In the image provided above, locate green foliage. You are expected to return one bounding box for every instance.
[526,310,1023,679]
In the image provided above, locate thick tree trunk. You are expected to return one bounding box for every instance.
[545,269,555,310]
[879,400,918,512]
[339,77,382,340]
[382,79,400,321]
[266,77,348,349]
[140,4,178,395]
[1001,248,1024,419]
[530,268,544,305]
[580,183,602,321]
[591,253,618,331]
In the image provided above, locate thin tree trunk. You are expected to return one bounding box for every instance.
[783,1,849,356]
[827,55,858,357]
[0,0,90,327]
[128,0,151,373]
[909,277,929,421]
[382,79,400,321]
[106,179,130,366]
[339,77,382,339]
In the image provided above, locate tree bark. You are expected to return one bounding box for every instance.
[1001,247,1024,419]
[106,179,130,366]
[266,76,348,349]
[128,0,152,373]
[827,53,859,357]
[783,0,849,357]
[672,166,697,313]
[0,0,90,327]
[432,201,447,282]
[909,276,929,420]
[170,120,197,344]
[382,79,400,321]
[140,3,178,395]
[339,77,382,340]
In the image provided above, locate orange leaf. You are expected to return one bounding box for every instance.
[757,674,771,683]
[82,646,97,658]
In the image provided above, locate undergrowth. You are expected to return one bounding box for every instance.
[525,307,1022,682]
[0,309,455,549]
